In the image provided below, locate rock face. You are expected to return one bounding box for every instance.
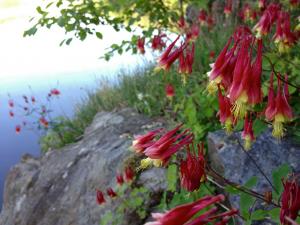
[207,130,300,215]
[0,108,166,225]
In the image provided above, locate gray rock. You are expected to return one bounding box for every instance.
[0,108,166,225]
[207,129,300,224]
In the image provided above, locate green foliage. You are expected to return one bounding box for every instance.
[272,164,291,200]
[166,164,177,192]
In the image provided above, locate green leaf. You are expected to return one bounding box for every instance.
[66,38,73,45]
[272,164,291,199]
[240,192,256,219]
[268,208,280,223]
[167,164,177,192]
[224,185,241,194]
[253,119,267,136]
[96,32,103,39]
[251,209,269,221]
[244,176,258,189]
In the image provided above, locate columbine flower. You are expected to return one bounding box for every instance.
[107,188,117,198]
[50,88,60,96]
[39,117,49,128]
[187,24,200,42]
[145,194,238,225]
[9,111,14,118]
[265,73,293,139]
[8,99,14,108]
[178,16,186,31]
[280,177,300,225]
[242,115,255,150]
[96,189,106,205]
[116,173,124,186]
[140,125,193,168]
[165,84,175,99]
[253,3,280,38]
[258,0,266,9]
[15,125,21,134]
[179,43,195,84]
[217,86,234,134]
[198,9,207,25]
[157,36,185,71]
[290,0,299,7]
[209,51,215,61]
[31,96,36,103]
[224,0,232,17]
[131,129,161,153]
[124,166,135,182]
[180,143,206,192]
[152,34,166,51]
[273,11,297,53]
[137,37,145,54]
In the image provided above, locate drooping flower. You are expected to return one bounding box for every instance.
[124,166,135,182]
[280,177,300,225]
[224,0,232,17]
[15,125,21,134]
[157,36,186,71]
[50,88,60,96]
[116,173,124,186]
[207,16,214,29]
[131,129,161,153]
[107,188,117,198]
[96,189,106,205]
[39,117,49,128]
[9,110,14,118]
[273,11,297,53]
[165,84,175,99]
[209,51,215,61]
[180,143,206,192]
[8,99,14,108]
[141,125,193,168]
[253,3,281,38]
[186,24,200,42]
[241,114,255,150]
[265,74,293,139]
[178,16,186,31]
[198,9,207,25]
[137,37,145,54]
[145,194,238,225]
[152,34,166,51]
[185,43,195,75]
[290,0,299,7]
[217,86,234,133]
[31,96,36,103]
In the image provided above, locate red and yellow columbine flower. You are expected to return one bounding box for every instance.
[116,173,124,186]
[131,129,161,153]
[106,187,117,198]
[242,115,255,150]
[96,189,106,205]
[124,166,135,182]
[140,125,193,168]
[15,125,21,134]
[186,24,200,42]
[218,86,234,133]
[265,73,293,139]
[157,36,186,71]
[9,110,14,118]
[290,0,299,8]
[145,194,238,225]
[273,11,297,53]
[253,3,280,38]
[8,99,14,108]
[224,0,232,17]
[180,143,206,192]
[137,37,145,54]
[152,34,166,51]
[198,9,207,26]
[165,84,175,99]
[179,43,195,84]
[280,176,300,225]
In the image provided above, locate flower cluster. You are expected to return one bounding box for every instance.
[132,125,193,169]
[96,166,135,205]
[145,194,238,225]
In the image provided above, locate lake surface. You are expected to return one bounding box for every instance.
[0,16,154,209]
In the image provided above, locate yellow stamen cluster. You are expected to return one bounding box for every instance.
[231,92,248,119]
[243,135,252,151]
[224,118,233,134]
[139,157,163,170]
[207,76,222,95]
[272,114,286,139]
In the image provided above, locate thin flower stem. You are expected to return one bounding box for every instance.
[233,133,279,194]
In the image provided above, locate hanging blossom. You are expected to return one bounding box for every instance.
[131,129,161,153]
[217,86,235,134]
[116,173,124,186]
[198,9,207,26]
[138,124,193,169]
[178,42,195,84]
[273,11,297,53]
[265,73,293,139]
[106,188,117,198]
[137,37,145,54]
[8,99,14,108]
[96,189,106,205]
[280,176,300,225]
[180,143,206,192]
[253,3,281,38]
[15,125,21,134]
[152,34,166,51]
[165,84,175,99]
[124,166,135,182]
[224,0,232,17]
[145,194,238,225]
[242,114,255,150]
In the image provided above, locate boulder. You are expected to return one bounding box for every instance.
[0,108,166,225]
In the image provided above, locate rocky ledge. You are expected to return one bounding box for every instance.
[0,108,166,225]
